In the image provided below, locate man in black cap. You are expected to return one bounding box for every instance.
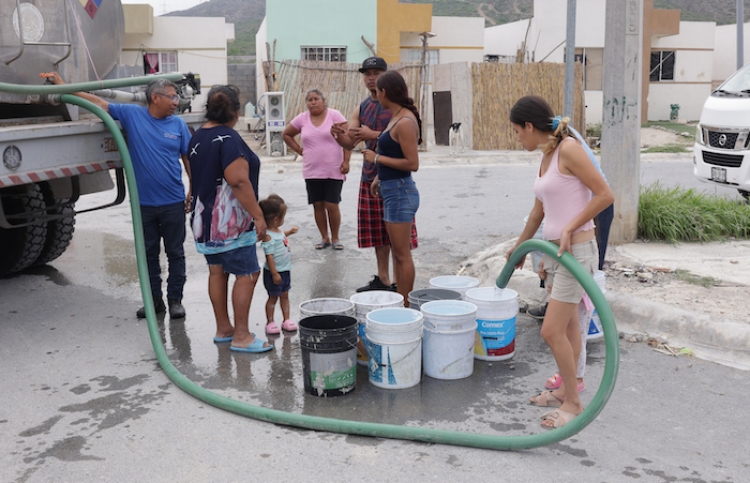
[331,57,418,292]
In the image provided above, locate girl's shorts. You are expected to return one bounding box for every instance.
[379,176,419,223]
[263,269,291,296]
[306,178,343,204]
[204,245,260,276]
[542,239,599,304]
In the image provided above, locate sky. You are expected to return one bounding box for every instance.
[121,0,209,16]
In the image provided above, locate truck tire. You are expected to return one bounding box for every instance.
[0,185,47,276]
[33,182,76,266]
[739,190,749,202]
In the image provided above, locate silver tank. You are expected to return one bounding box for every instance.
[0,0,124,104]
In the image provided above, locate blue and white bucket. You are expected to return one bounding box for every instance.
[587,270,607,340]
[350,291,404,366]
[420,300,478,380]
[465,287,518,361]
[429,275,480,299]
[365,308,423,389]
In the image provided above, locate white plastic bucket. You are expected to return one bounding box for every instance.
[299,298,356,319]
[429,275,480,299]
[365,308,423,389]
[465,287,518,361]
[350,292,404,366]
[587,270,606,340]
[420,300,478,380]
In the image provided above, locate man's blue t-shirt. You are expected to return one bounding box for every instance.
[108,104,191,207]
[188,125,261,254]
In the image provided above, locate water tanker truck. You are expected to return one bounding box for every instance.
[0,0,201,275]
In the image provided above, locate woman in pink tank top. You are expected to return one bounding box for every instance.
[506,95,614,429]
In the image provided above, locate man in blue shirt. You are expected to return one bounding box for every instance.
[42,73,192,319]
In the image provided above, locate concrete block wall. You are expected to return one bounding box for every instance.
[227,64,257,117]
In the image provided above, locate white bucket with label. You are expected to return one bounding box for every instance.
[299,298,356,319]
[587,270,606,340]
[420,300,478,380]
[429,275,480,299]
[465,287,518,361]
[350,292,404,366]
[365,308,423,389]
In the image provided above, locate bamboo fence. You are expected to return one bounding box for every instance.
[274,60,423,124]
[472,62,585,150]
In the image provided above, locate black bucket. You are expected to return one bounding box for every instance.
[407,288,462,311]
[299,315,358,397]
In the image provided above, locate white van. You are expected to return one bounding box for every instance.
[693,63,750,201]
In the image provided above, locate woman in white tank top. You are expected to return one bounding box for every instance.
[507,95,614,429]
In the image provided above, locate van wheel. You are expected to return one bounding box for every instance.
[739,190,750,202]
[0,185,48,276]
[33,182,76,266]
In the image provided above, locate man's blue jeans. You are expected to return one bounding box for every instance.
[140,202,186,302]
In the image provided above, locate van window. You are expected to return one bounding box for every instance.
[718,63,750,92]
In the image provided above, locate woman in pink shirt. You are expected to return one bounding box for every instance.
[507,95,614,429]
[283,89,351,250]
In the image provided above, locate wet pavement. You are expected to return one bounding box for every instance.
[4,150,750,481]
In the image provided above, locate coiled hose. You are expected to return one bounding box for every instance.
[1,76,618,450]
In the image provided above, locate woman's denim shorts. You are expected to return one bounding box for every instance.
[205,245,260,276]
[379,176,419,223]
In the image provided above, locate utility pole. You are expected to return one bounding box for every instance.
[563,0,576,119]
[601,0,643,243]
[419,32,435,151]
[738,0,745,70]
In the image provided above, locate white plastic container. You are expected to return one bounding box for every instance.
[420,300,478,380]
[465,287,518,361]
[299,298,356,319]
[350,291,404,366]
[587,270,607,340]
[365,308,423,389]
[429,275,480,299]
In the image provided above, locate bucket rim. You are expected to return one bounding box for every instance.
[420,300,478,317]
[349,291,405,306]
[366,307,423,325]
[299,297,355,312]
[465,286,518,302]
[429,275,480,289]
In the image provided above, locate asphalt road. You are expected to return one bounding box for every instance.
[2,152,748,482]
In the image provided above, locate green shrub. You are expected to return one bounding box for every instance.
[641,144,691,153]
[586,123,602,138]
[639,183,750,242]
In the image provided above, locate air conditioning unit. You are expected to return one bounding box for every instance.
[265,92,286,156]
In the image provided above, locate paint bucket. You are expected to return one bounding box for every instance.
[429,275,480,299]
[298,298,356,319]
[298,315,358,397]
[365,308,423,389]
[420,300,478,380]
[587,270,607,340]
[407,288,462,312]
[350,291,404,366]
[465,287,518,361]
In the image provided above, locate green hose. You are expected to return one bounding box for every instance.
[0,73,183,95]
[4,77,618,450]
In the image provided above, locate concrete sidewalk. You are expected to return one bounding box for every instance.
[462,239,750,371]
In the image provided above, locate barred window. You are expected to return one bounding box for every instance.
[300,46,347,62]
[650,51,675,82]
[144,51,177,75]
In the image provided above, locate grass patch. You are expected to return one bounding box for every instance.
[674,269,720,288]
[586,123,602,138]
[644,121,697,139]
[641,144,692,153]
[639,183,750,242]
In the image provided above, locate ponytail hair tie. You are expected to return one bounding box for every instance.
[551,116,562,131]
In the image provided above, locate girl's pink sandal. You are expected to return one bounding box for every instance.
[545,373,585,392]
[265,321,281,335]
[281,319,298,331]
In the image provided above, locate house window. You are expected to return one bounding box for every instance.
[650,51,675,81]
[300,46,347,62]
[144,51,178,75]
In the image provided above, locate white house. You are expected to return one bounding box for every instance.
[121,4,233,109]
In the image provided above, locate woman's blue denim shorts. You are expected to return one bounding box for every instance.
[205,245,260,276]
[379,176,419,223]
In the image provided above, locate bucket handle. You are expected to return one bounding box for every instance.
[365,336,422,368]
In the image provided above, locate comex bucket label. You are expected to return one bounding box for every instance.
[309,352,356,391]
[475,316,516,357]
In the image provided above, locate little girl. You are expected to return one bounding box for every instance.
[259,194,299,335]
